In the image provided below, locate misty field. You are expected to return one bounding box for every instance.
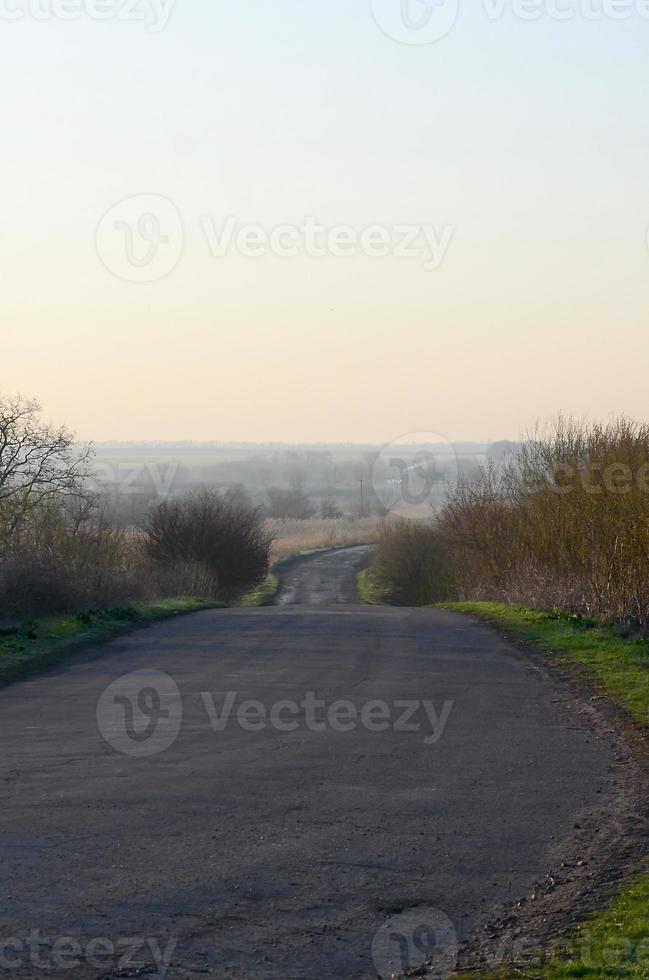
[267,517,381,564]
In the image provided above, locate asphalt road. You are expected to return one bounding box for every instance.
[275,545,372,605]
[0,549,613,979]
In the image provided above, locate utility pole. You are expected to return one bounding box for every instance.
[360,477,364,517]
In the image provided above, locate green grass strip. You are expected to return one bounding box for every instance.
[356,568,389,605]
[445,601,649,979]
[0,598,220,686]
[235,574,279,607]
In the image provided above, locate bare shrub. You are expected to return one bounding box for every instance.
[0,555,77,617]
[319,492,343,520]
[370,520,454,607]
[0,499,144,617]
[442,416,649,625]
[367,417,649,624]
[439,465,519,599]
[148,559,218,600]
[142,490,271,601]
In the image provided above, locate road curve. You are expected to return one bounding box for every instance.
[0,549,613,979]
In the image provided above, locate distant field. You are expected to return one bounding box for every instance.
[267,517,382,564]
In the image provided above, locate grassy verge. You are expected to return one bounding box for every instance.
[356,568,389,605]
[445,601,649,978]
[0,598,220,686]
[235,574,279,607]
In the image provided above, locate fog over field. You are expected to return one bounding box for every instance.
[89,439,518,527]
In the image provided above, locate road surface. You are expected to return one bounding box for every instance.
[0,549,613,979]
[275,545,372,605]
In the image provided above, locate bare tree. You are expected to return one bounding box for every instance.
[266,486,316,521]
[0,394,92,542]
[319,491,343,520]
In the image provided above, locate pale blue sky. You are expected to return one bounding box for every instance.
[3,1,649,442]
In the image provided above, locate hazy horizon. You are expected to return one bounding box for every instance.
[90,438,503,449]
